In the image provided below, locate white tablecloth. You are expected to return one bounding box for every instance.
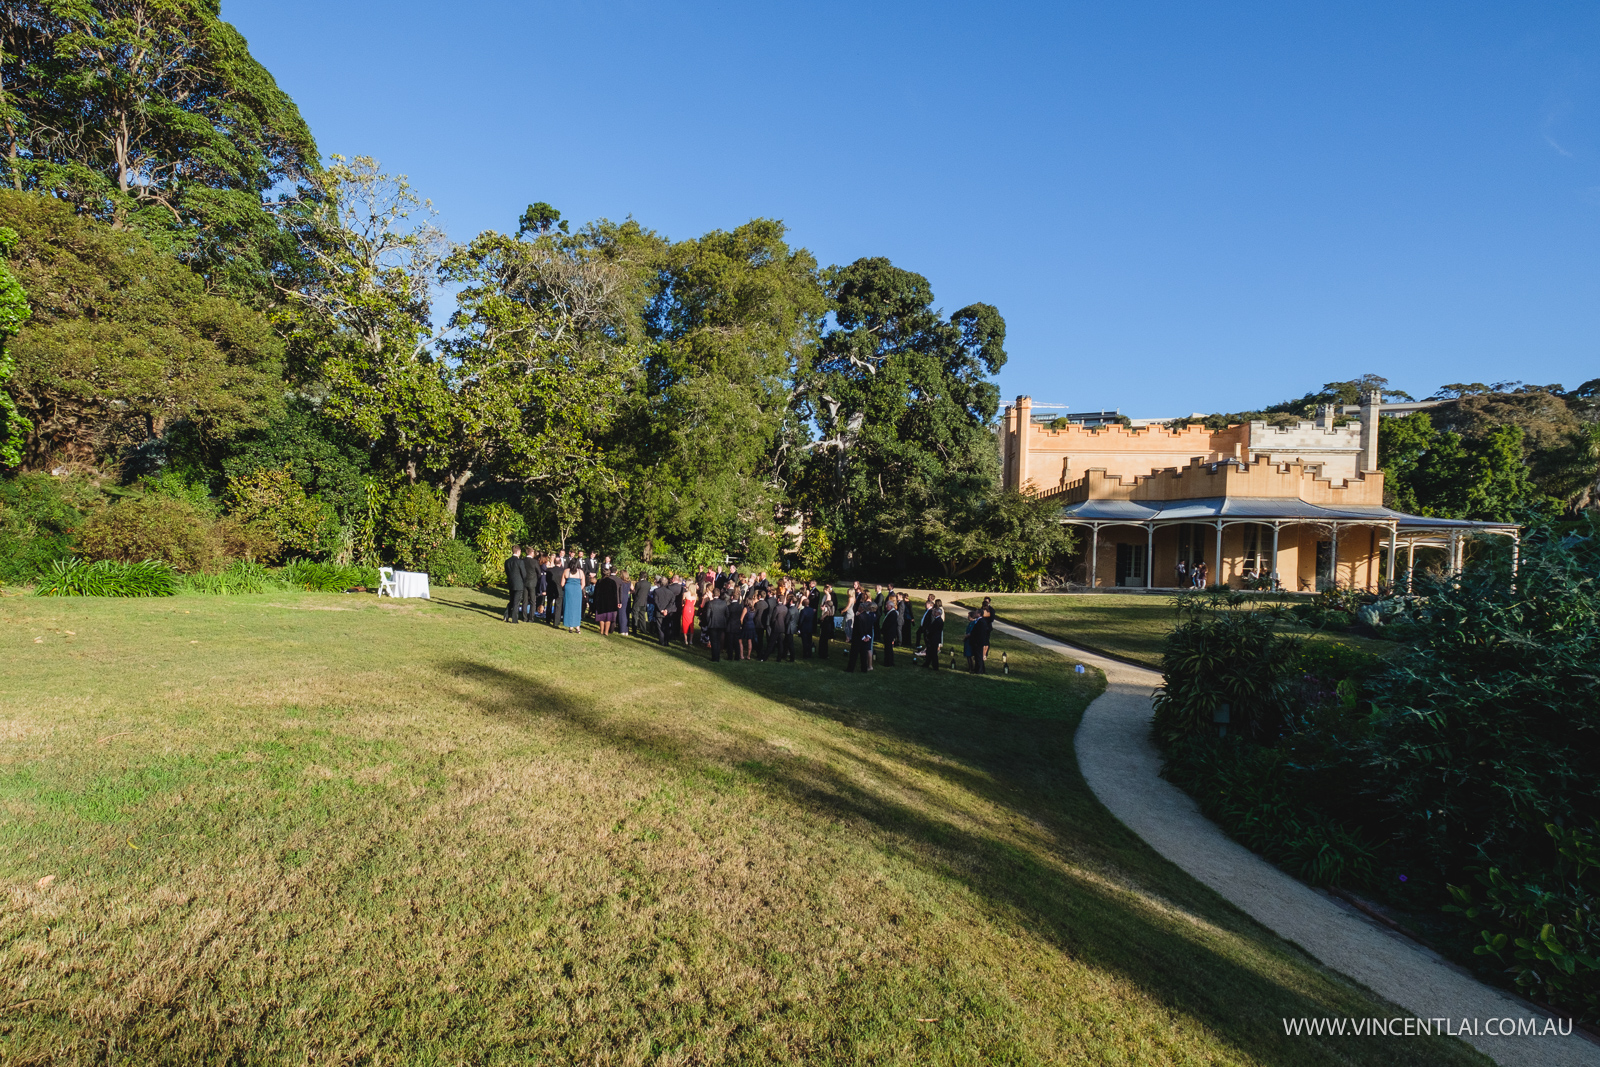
[393,570,430,598]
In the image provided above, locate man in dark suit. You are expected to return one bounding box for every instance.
[545,554,565,625]
[503,547,526,623]
[657,575,682,646]
[798,597,816,659]
[782,593,800,661]
[518,549,539,620]
[752,591,773,659]
[766,595,788,662]
[706,589,730,662]
[615,570,632,635]
[880,596,899,666]
[531,552,548,618]
[847,602,877,672]
[631,574,650,637]
[923,601,944,669]
[971,606,995,673]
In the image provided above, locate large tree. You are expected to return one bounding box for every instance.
[287,163,637,528]
[438,214,642,522]
[0,188,281,470]
[1,0,318,298]
[794,256,1006,571]
[603,218,825,557]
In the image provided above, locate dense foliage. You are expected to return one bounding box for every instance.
[0,191,283,469]
[1150,593,1304,746]
[1,0,319,297]
[1156,523,1600,1017]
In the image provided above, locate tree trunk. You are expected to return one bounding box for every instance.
[444,469,472,538]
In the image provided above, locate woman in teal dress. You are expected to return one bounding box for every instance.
[561,560,585,632]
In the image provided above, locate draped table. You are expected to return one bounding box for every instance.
[392,570,431,599]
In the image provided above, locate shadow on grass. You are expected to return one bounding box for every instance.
[438,650,1478,1067]
[428,591,512,621]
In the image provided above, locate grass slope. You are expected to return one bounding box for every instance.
[0,589,1479,1065]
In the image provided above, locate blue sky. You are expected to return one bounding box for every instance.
[227,0,1600,417]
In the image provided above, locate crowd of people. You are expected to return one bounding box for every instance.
[498,548,1003,673]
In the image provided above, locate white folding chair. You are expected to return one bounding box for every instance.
[378,567,397,597]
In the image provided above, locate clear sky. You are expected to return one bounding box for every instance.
[225,0,1600,418]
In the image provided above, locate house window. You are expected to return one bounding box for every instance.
[1242,524,1271,572]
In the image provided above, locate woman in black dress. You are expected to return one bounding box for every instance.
[738,594,758,661]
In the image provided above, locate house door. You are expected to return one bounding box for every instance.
[1315,540,1333,588]
[1115,542,1146,587]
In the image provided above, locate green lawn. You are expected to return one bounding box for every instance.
[0,588,1479,1065]
[957,593,1394,667]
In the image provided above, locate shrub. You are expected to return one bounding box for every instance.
[1150,591,1303,747]
[278,560,379,592]
[1163,736,1381,888]
[177,560,285,595]
[1445,822,1600,1018]
[225,466,339,562]
[138,470,219,513]
[380,483,450,570]
[800,525,832,575]
[77,495,276,572]
[0,472,86,582]
[1359,548,1600,884]
[1295,639,1383,687]
[467,501,527,575]
[425,538,483,588]
[742,534,778,569]
[1152,527,1600,1017]
[33,558,176,597]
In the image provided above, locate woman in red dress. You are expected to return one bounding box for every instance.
[680,580,700,643]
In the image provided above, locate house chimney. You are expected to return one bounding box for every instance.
[1315,404,1334,430]
[1015,396,1033,490]
[1001,403,1015,489]
[1358,389,1381,472]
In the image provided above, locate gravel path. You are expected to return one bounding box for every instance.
[992,618,1599,1067]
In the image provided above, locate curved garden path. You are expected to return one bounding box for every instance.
[991,618,1600,1067]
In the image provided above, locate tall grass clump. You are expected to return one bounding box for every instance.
[178,560,286,595]
[278,560,378,592]
[32,558,176,597]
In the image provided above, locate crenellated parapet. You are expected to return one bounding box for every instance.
[1036,457,1385,508]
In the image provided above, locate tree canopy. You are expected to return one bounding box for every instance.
[1,0,319,298]
[0,188,281,469]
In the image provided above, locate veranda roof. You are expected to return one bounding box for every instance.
[1055,495,1518,531]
